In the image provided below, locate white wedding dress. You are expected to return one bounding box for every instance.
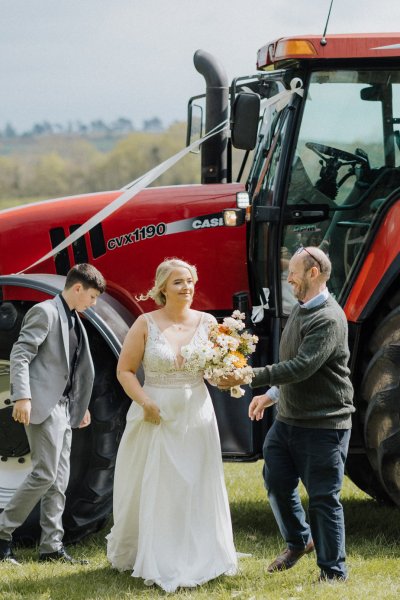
[106,312,237,593]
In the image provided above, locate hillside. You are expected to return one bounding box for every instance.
[0,122,203,207]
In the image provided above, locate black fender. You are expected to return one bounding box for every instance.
[0,273,133,354]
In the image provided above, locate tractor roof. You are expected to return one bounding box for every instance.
[257,33,400,70]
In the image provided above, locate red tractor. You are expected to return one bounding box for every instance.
[1,32,400,542]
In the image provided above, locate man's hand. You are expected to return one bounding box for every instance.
[213,373,246,390]
[12,399,32,425]
[248,393,275,421]
[78,409,91,429]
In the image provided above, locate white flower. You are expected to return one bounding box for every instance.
[232,310,245,320]
[230,385,246,398]
[223,317,245,332]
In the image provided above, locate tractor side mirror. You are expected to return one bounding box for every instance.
[231,92,260,150]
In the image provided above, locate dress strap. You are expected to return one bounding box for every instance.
[201,312,217,332]
[143,313,159,339]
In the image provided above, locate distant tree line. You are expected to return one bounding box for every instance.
[0,116,163,139]
[0,121,202,202]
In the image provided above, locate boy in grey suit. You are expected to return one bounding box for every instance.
[0,263,106,565]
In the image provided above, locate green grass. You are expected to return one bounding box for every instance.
[1,462,400,599]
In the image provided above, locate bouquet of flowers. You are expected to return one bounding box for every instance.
[183,310,258,398]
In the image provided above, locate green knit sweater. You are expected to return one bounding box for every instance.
[251,295,355,429]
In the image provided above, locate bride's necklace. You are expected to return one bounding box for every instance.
[163,311,190,331]
[169,319,188,331]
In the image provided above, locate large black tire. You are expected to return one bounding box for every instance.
[346,305,400,506]
[0,301,130,544]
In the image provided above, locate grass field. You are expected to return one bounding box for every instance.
[1,461,400,599]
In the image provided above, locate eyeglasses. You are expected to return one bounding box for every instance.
[295,247,323,272]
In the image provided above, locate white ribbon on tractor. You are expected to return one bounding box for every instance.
[267,77,304,112]
[16,78,304,275]
[17,120,229,274]
[251,288,270,324]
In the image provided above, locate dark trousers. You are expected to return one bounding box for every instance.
[263,420,350,579]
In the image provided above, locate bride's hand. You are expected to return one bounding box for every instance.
[142,399,161,425]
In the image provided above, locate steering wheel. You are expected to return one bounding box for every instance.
[305,142,368,166]
[305,142,370,200]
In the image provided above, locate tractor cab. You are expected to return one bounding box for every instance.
[228,33,400,505]
[234,34,400,319]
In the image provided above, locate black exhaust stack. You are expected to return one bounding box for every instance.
[193,50,229,184]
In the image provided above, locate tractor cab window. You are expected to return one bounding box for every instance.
[282,69,400,309]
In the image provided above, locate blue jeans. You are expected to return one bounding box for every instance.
[263,420,350,579]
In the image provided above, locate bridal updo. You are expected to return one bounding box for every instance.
[137,258,198,306]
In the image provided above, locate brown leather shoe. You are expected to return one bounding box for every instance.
[267,540,315,573]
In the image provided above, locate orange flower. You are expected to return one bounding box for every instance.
[218,325,230,334]
[230,351,247,368]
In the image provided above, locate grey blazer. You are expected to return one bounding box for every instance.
[10,295,94,428]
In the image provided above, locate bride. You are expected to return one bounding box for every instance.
[106,258,237,593]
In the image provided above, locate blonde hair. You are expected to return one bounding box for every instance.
[137,258,198,306]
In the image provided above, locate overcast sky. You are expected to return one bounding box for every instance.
[2,0,400,132]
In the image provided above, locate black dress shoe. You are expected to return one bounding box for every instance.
[39,546,89,565]
[0,538,21,566]
[267,540,315,573]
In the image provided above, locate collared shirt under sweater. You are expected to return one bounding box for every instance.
[251,294,355,429]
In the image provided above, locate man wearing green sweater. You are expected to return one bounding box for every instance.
[249,246,354,581]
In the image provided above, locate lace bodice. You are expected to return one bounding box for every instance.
[142,312,215,386]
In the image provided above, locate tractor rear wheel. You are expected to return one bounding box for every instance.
[0,301,130,544]
[347,305,400,506]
